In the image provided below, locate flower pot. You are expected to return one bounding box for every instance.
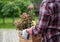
[18,32,42,42]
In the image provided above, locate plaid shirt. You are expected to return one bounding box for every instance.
[32,0,60,42]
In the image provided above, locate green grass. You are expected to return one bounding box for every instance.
[0,23,16,29]
[0,16,38,28]
[0,18,19,29]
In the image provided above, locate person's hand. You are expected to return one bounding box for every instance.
[20,29,30,39]
[26,26,35,35]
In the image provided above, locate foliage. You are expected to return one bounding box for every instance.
[0,1,4,18]
[14,3,35,30]
[0,0,34,24]
[15,0,34,15]
[1,2,20,17]
[0,0,33,17]
[14,12,34,30]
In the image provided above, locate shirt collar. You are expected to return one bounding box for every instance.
[42,0,60,2]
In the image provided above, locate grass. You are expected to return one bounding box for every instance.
[0,18,19,29]
[0,16,38,29]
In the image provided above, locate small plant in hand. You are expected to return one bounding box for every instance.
[14,12,33,30]
[14,4,35,30]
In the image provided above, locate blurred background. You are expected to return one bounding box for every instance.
[0,0,42,29]
[0,0,42,42]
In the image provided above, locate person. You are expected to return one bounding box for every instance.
[21,0,60,42]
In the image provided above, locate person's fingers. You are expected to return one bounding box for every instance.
[26,26,35,35]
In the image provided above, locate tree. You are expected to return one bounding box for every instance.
[2,1,20,24]
[0,0,34,24]
[0,1,6,24]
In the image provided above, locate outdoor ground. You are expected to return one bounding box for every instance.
[0,29,19,42]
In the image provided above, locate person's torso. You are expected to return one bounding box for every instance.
[42,0,60,29]
[49,2,60,29]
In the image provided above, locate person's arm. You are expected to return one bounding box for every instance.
[30,3,53,35]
